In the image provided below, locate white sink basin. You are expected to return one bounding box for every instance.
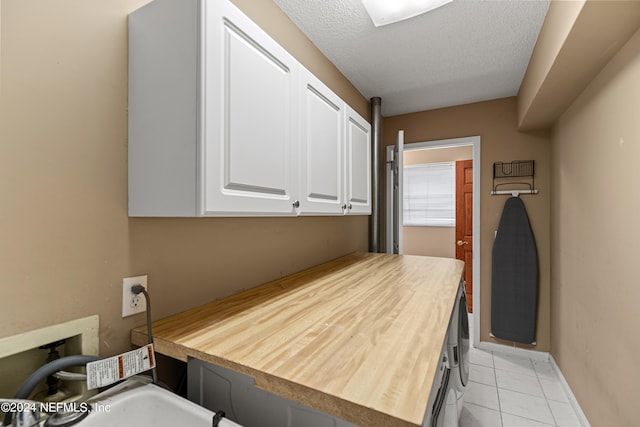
[74,377,241,427]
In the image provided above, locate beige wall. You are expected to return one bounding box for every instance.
[550,27,640,427]
[403,227,453,259]
[382,98,551,350]
[0,0,368,369]
[517,0,585,130]
[518,0,640,130]
[402,146,472,259]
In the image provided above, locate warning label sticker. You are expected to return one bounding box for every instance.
[86,344,156,390]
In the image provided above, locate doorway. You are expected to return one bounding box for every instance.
[386,135,480,346]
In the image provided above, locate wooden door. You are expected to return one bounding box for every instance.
[456,160,473,312]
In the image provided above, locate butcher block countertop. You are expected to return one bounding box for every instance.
[131,252,464,427]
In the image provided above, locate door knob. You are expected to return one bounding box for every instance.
[457,240,469,246]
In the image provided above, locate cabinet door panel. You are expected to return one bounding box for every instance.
[346,108,371,214]
[225,26,290,196]
[202,1,297,215]
[298,68,343,215]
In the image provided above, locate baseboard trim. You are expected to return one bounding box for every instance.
[476,340,550,361]
[549,354,591,427]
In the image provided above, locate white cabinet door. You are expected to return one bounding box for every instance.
[345,106,372,215]
[297,67,344,215]
[201,0,298,215]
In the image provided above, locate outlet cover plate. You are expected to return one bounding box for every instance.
[122,275,147,317]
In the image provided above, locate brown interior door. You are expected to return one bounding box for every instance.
[456,160,473,312]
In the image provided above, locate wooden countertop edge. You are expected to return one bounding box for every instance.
[131,328,421,427]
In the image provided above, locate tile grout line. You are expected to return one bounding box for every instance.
[549,355,591,427]
[497,387,559,426]
[535,364,560,427]
[466,318,573,427]
[495,356,560,427]
[466,329,585,427]
[490,351,506,427]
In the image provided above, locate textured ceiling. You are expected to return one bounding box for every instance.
[272,0,550,117]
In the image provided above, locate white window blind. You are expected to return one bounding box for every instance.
[403,161,455,227]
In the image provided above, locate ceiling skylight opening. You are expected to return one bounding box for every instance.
[361,0,453,27]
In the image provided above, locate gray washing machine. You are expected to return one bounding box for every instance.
[427,348,458,427]
[427,283,470,427]
[447,284,470,414]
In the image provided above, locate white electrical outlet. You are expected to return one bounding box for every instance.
[122,275,148,317]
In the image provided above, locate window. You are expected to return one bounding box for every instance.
[403,161,455,227]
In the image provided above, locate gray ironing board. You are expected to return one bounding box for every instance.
[491,196,538,344]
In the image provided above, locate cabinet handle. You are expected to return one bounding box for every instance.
[293,200,300,209]
[342,204,347,210]
[348,204,352,210]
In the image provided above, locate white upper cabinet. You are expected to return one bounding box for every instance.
[128,0,370,217]
[298,67,344,215]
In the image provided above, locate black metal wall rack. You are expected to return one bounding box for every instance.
[491,160,538,196]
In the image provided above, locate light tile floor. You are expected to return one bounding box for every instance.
[461,316,584,427]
